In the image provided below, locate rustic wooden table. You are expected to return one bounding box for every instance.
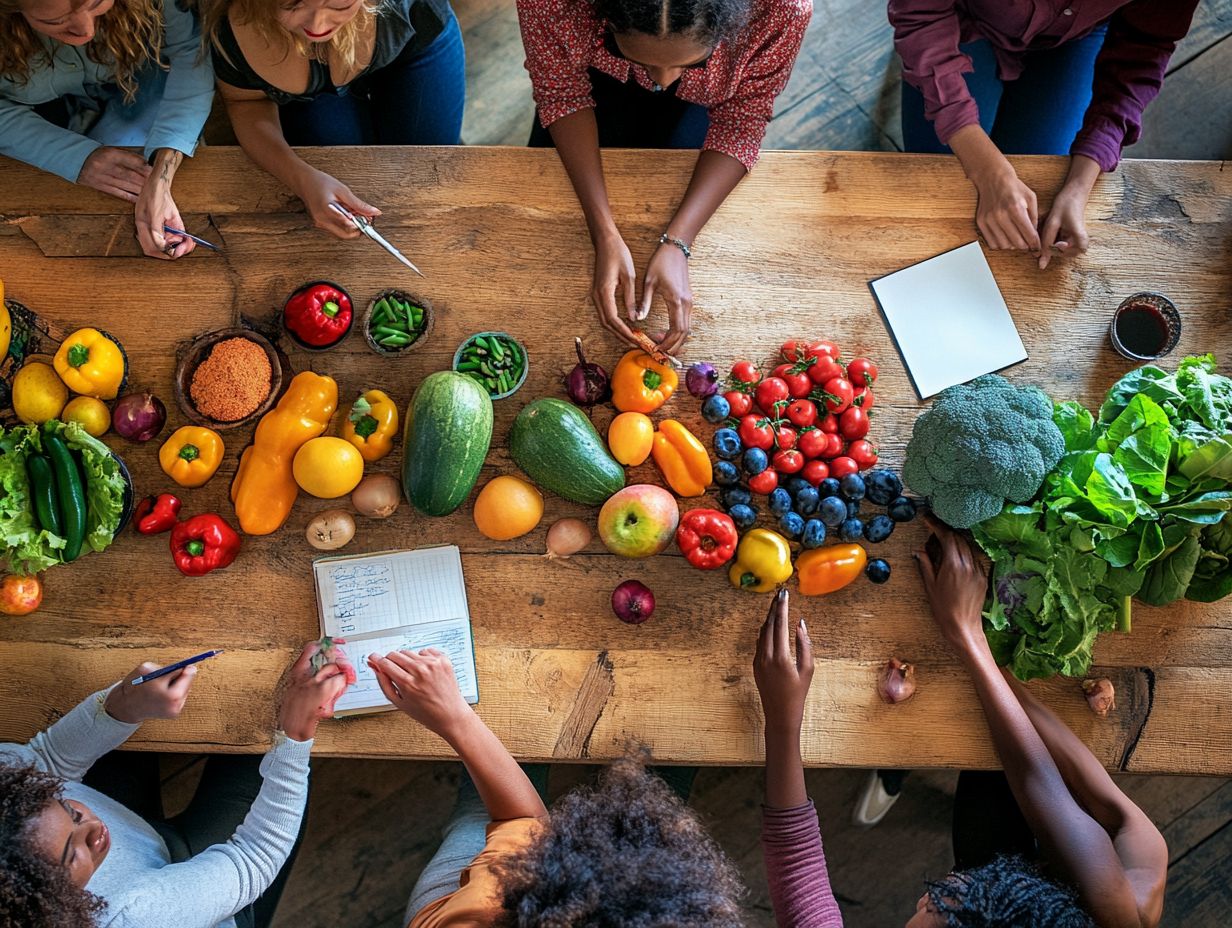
[1,148,1229,774]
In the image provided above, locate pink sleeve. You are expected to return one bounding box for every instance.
[887,0,980,144]
[761,801,844,928]
[516,0,596,128]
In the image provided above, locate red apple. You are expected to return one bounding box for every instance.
[0,574,42,616]
[598,484,680,558]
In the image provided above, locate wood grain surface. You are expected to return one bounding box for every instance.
[1,147,1230,771]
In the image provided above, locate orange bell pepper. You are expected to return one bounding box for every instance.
[608,411,654,466]
[611,350,677,413]
[796,544,867,596]
[159,426,225,488]
[651,419,712,497]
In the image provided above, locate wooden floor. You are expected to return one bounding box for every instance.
[185,2,1230,925]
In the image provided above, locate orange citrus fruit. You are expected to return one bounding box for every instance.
[473,475,543,540]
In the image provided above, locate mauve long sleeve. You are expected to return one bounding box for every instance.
[762,801,844,928]
[888,0,979,146]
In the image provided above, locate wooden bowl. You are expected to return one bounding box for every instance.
[363,290,433,357]
[173,328,284,431]
[281,280,354,352]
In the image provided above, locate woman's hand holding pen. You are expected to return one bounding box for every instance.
[104,662,198,724]
[277,639,357,742]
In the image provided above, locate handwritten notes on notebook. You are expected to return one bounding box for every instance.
[313,546,478,716]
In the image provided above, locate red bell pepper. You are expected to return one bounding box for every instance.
[283,282,352,347]
[675,508,738,570]
[171,514,242,576]
[133,493,181,535]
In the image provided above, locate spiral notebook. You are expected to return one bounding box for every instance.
[312,545,478,717]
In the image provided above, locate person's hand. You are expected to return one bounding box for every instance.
[104,661,198,724]
[914,514,989,652]
[294,167,380,240]
[1038,182,1091,270]
[276,640,357,742]
[753,589,814,735]
[77,147,152,203]
[591,230,641,349]
[971,157,1042,253]
[639,243,692,355]
[134,179,194,260]
[366,648,472,739]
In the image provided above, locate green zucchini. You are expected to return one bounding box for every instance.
[43,434,86,561]
[401,372,494,516]
[25,453,63,537]
[509,398,625,506]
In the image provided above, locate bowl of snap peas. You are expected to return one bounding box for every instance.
[452,332,529,400]
[363,290,432,356]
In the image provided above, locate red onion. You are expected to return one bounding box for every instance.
[1082,678,1115,718]
[878,657,916,704]
[611,579,655,624]
[685,362,720,398]
[112,392,166,442]
[565,337,610,408]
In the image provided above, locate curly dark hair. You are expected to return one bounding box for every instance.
[592,0,750,44]
[0,763,104,928]
[925,855,1095,928]
[495,757,746,927]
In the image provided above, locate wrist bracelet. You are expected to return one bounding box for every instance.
[658,232,692,259]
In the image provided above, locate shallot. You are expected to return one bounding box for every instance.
[685,362,720,398]
[612,579,655,624]
[545,518,591,559]
[1082,678,1116,718]
[112,392,166,442]
[878,657,916,704]
[564,337,611,408]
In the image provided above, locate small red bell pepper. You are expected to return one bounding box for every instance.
[171,514,242,576]
[133,494,181,535]
[675,508,738,570]
[283,282,352,347]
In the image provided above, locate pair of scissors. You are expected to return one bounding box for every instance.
[327,203,424,277]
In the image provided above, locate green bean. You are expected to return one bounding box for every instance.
[456,360,480,372]
[490,338,505,361]
[379,333,411,347]
[373,324,405,337]
[508,340,522,365]
[498,371,511,394]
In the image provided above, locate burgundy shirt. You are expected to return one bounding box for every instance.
[762,801,844,927]
[516,0,811,168]
[888,0,1199,170]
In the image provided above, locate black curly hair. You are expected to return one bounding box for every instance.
[494,756,746,927]
[925,855,1095,928]
[0,763,104,928]
[593,0,750,44]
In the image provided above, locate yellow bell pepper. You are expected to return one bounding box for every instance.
[728,528,793,592]
[53,328,124,399]
[231,371,338,535]
[159,426,225,488]
[796,545,867,596]
[341,389,399,462]
[651,419,712,497]
[612,350,677,413]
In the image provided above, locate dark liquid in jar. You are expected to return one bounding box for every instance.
[1115,303,1169,357]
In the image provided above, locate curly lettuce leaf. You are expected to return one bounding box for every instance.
[51,420,126,553]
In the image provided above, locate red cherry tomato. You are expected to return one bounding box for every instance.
[730,360,761,385]
[822,377,855,414]
[847,440,879,470]
[802,459,830,487]
[785,398,818,428]
[805,341,841,361]
[820,433,845,459]
[754,377,791,415]
[838,406,870,440]
[748,468,779,494]
[819,413,839,434]
[724,390,752,418]
[829,456,859,478]
[738,414,775,451]
[847,358,878,387]
[779,340,806,363]
[807,355,845,385]
[785,370,813,399]
[797,427,828,459]
[772,449,805,474]
[773,423,797,451]
[853,385,875,411]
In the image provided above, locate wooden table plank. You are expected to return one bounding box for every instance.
[1,148,1230,772]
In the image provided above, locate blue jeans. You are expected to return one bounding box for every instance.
[280,13,465,145]
[901,23,1107,155]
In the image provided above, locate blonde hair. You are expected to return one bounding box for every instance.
[200,0,379,73]
[0,0,162,101]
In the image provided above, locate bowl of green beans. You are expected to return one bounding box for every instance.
[452,331,529,400]
[363,290,432,356]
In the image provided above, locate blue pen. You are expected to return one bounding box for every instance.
[163,225,221,251]
[132,650,224,685]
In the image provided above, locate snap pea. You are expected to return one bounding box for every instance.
[379,333,412,347]
[456,360,480,372]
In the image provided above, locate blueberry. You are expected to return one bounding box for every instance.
[720,486,752,510]
[839,518,864,542]
[779,511,805,540]
[847,500,861,518]
[769,488,793,516]
[801,519,826,549]
[714,428,742,460]
[864,514,894,543]
[743,447,769,476]
[820,496,847,528]
[794,486,820,516]
[701,393,731,424]
[818,477,841,499]
[714,460,740,487]
[888,496,918,523]
[783,476,809,497]
[865,469,903,506]
[865,558,891,584]
[839,473,866,501]
[729,504,758,531]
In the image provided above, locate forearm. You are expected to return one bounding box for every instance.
[443,713,547,821]
[764,725,807,810]
[547,109,618,243]
[665,150,746,245]
[148,148,184,191]
[225,98,314,198]
[947,124,1009,185]
[1060,154,1101,198]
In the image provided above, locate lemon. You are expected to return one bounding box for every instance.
[13,361,68,424]
[62,396,111,437]
[293,437,364,498]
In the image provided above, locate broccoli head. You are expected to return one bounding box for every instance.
[903,375,1065,528]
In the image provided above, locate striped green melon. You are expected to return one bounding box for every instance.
[401,371,493,516]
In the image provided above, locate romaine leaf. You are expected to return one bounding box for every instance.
[1138,532,1202,606]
